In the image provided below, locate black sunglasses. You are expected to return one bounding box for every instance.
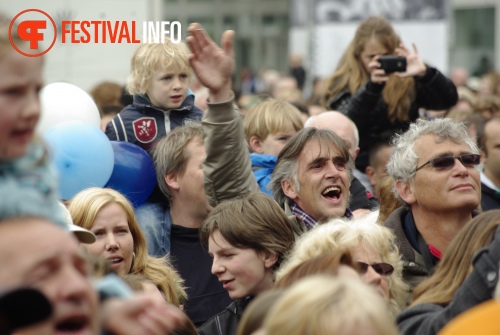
[415,154,480,172]
[357,262,394,276]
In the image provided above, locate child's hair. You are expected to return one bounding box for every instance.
[200,192,296,272]
[126,39,191,95]
[243,98,304,148]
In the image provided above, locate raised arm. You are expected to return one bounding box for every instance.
[187,23,258,207]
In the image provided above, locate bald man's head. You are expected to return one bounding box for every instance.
[305,111,359,160]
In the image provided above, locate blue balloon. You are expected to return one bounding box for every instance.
[105,141,156,207]
[43,121,114,200]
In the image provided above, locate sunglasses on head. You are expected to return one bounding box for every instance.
[357,262,394,276]
[415,154,480,172]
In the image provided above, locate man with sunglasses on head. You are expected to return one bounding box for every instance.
[384,118,481,294]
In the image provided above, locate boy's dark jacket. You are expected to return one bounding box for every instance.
[105,93,203,152]
[198,297,252,335]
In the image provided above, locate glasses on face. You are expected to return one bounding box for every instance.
[415,154,481,172]
[357,262,394,276]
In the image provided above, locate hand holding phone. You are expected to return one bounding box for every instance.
[378,56,407,73]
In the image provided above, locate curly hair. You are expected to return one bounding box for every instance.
[126,38,191,95]
[277,211,408,316]
[386,118,478,204]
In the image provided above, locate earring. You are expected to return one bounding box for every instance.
[132,252,136,259]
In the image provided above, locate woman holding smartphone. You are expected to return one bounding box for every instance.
[322,16,458,176]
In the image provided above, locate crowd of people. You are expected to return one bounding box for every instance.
[2,11,500,335]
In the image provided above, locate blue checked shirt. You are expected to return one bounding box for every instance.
[289,201,353,230]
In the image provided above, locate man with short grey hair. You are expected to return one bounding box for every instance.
[384,118,481,291]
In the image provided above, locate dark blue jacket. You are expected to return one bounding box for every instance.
[105,93,203,152]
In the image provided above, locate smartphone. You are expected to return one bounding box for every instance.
[378,56,407,73]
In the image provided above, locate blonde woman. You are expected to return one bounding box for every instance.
[322,16,457,174]
[68,187,187,306]
[277,211,408,316]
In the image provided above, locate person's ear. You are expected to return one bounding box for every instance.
[249,135,264,154]
[165,172,179,191]
[282,179,299,201]
[261,251,278,269]
[396,179,416,205]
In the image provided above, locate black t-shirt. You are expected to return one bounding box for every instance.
[170,224,232,327]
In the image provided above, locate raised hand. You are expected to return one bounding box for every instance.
[187,23,235,102]
[395,43,426,78]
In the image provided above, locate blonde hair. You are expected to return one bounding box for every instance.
[122,273,153,291]
[277,212,408,316]
[264,275,400,335]
[68,187,187,305]
[243,98,304,148]
[323,16,415,123]
[126,39,191,95]
[274,249,358,289]
[412,210,500,306]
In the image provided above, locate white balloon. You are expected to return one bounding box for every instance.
[37,82,101,135]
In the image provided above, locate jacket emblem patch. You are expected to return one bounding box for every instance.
[133,117,158,143]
